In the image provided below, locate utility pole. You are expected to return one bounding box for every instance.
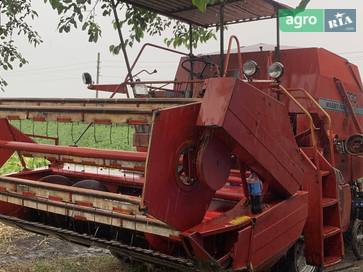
[110,0,135,98]
[96,52,100,98]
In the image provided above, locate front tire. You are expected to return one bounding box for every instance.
[352,219,363,260]
[272,239,320,272]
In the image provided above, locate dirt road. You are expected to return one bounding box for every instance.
[326,251,363,272]
[0,223,126,272]
[1,222,363,272]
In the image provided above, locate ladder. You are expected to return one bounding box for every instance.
[280,85,344,267]
[301,148,344,268]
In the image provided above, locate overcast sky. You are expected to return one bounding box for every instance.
[1,0,362,98]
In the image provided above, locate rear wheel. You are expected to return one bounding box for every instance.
[72,179,108,191]
[39,175,72,186]
[272,239,320,272]
[71,179,109,235]
[352,219,363,260]
[111,250,130,263]
[111,252,156,272]
[289,240,320,272]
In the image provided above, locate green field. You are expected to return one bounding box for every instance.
[0,120,140,271]
[0,120,134,175]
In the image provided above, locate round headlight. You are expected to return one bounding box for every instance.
[243,60,259,77]
[268,62,284,79]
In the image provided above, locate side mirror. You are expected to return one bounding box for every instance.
[82,72,93,85]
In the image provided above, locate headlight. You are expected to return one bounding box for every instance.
[134,79,149,96]
[268,62,284,79]
[243,60,259,77]
[345,134,363,155]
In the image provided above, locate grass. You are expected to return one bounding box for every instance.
[0,120,134,175]
[0,222,30,244]
[0,120,136,271]
[9,120,134,150]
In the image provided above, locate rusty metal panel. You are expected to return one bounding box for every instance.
[0,175,179,237]
[199,78,310,197]
[122,0,290,27]
[0,98,197,124]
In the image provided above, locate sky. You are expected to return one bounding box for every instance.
[1,0,363,98]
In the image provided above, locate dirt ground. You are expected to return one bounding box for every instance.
[0,222,363,272]
[325,251,363,272]
[0,223,130,272]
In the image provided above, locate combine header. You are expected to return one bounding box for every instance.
[1,1,363,271]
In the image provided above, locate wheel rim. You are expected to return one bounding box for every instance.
[296,241,317,272]
[356,223,363,256]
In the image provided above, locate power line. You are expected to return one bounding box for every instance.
[338,50,363,55]
[84,0,101,22]
[101,64,176,69]
[6,61,95,74]
[6,69,91,77]
[5,66,176,78]
[102,59,178,64]
[344,56,363,61]
[7,68,92,76]
[13,76,81,82]
[6,61,177,75]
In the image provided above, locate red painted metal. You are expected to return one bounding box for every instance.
[0,140,147,163]
[198,78,310,197]
[88,83,127,94]
[197,134,231,191]
[142,103,216,230]
[223,35,243,77]
[1,38,363,272]
[0,119,34,167]
[25,134,59,145]
[230,191,308,270]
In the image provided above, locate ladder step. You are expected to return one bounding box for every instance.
[324,256,342,268]
[323,225,341,238]
[322,198,338,208]
[320,170,331,177]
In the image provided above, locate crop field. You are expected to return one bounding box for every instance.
[0,120,134,175]
[0,120,141,272]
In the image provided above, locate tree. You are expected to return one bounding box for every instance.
[0,0,42,91]
[42,0,310,53]
[0,0,310,91]
[0,0,216,90]
[296,0,311,10]
[43,0,217,52]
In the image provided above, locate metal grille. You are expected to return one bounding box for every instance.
[122,0,290,27]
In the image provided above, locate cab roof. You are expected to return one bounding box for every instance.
[121,0,291,27]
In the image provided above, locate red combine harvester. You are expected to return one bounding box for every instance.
[1,1,363,271]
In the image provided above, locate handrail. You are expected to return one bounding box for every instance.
[278,85,318,148]
[223,35,243,77]
[127,43,189,81]
[334,77,363,133]
[288,88,335,165]
[110,43,190,98]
